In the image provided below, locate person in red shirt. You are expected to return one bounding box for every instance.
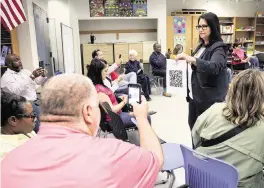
[1,73,163,188]
[232,43,249,70]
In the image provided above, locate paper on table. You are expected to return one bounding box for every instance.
[166,59,192,98]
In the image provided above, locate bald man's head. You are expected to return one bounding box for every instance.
[40,74,98,120]
[5,54,23,72]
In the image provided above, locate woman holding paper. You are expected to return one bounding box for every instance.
[175,12,229,130]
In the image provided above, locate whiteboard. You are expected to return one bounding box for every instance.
[61,23,75,73]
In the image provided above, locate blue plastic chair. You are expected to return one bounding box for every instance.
[155,143,184,188]
[180,145,239,188]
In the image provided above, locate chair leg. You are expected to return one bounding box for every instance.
[155,171,170,185]
[168,170,176,188]
[158,78,164,95]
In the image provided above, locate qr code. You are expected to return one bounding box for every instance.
[169,70,183,87]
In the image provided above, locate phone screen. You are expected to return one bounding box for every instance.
[128,85,141,105]
[39,61,44,69]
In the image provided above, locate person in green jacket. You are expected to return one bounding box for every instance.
[192,69,264,188]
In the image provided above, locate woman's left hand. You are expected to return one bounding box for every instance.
[175,53,196,64]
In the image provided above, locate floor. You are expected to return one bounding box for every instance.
[147,94,192,187]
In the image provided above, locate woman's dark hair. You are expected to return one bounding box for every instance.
[87,58,106,86]
[233,43,241,49]
[1,90,27,126]
[198,12,222,45]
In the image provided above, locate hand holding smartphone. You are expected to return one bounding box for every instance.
[127,84,142,112]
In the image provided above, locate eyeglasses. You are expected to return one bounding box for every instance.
[196,25,209,31]
[16,113,37,122]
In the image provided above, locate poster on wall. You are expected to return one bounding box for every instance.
[105,0,119,17]
[0,46,9,66]
[173,16,186,34]
[174,36,186,52]
[133,0,147,17]
[89,0,148,17]
[166,59,192,98]
[90,0,105,17]
[119,0,133,17]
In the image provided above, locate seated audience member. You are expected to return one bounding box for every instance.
[170,44,184,59]
[249,55,260,69]
[149,43,172,97]
[1,90,36,160]
[192,69,264,188]
[91,49,137,93]
[88,59,151,127]
[232,43,249,70]
[103,74,124,93]
[1,74,163,188]
[165,48,172,59]
[1,54,47,133]
[125,49,152,101]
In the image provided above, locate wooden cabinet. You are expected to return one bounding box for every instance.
[142,41,156,63]
[81,41,156,75]
[128,43,143,61]
[114,43,129,64]
[81,43,114,75]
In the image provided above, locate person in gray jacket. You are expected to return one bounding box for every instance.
[175,12,229,130]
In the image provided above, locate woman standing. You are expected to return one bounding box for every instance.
[175,12,229,130]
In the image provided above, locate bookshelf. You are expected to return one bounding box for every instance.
[219,17,235,44]
[234,17,255,50]
[255,16,264,51]
[219,17,234,66]
[1,26,19,76]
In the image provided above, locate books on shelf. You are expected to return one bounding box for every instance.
[220,25,233,34]
[222,35,232,44]
[235,26,255,31]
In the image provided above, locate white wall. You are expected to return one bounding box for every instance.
[79,19,157,43]
[48,0,70,72]
[167,0,264,17]
[17,0,71,73]
[68,0,167,74]
[17,0,48,71]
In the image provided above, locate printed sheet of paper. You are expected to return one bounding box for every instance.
[166,59,192,98]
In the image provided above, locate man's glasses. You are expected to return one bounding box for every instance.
[196,25,208,31]
[16,113,37,122]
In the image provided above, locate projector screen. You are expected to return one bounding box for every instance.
[61,23,75,73]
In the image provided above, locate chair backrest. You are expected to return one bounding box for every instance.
[180,145,239,188]
[99,104,112,132]
[101,102,128,141]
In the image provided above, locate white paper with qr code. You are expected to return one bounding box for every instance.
[166,59,193,98]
